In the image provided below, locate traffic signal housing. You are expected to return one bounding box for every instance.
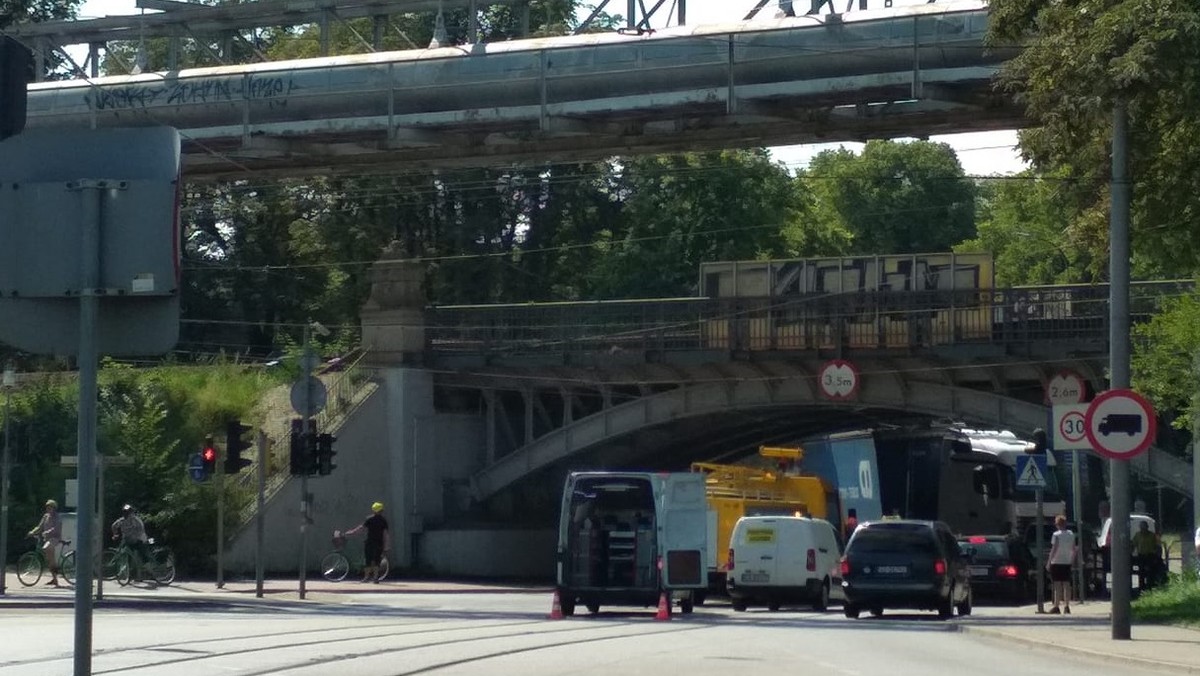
[0,36,31,142]
[316,432,337,476]
[224,419,253,474]
[289,418,317,476]
[201,437,217,479]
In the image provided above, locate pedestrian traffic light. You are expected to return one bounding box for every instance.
[0,36,31,142]
[201,437,217,478]
[316,432,337,476]
[224,418,254,474]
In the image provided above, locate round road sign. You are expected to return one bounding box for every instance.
[1084,389,1156,460]
[818,359,860,401]
[1058,409,1087,446]
[1046,370,1087,405]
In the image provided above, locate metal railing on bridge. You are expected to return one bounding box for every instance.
[426,281,1191,358]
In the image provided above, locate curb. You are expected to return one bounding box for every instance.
[959,624,1200,675]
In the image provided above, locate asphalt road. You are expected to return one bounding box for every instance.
[0,592,1166,676]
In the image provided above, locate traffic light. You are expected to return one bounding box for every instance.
[316,432,337,476]
[224,418,253,474]
[1027,428,1048,454]
[289,418,317,476]
[201,437,217,479]
[0,36,31,142]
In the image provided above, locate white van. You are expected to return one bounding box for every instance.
[556,471,708,616]
[726,515,845,612]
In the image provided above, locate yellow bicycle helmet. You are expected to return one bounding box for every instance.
[371,501,384,513]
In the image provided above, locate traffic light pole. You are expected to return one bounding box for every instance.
[1109,101,1133,641]
[299,324,313,601]
[256,429,267,598]
[216,452,225,589]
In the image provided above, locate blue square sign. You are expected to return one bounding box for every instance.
[1015,455,1049,489]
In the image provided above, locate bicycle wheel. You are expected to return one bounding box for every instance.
[59,551,77,586]
[150,547,176,585]
[377,556,390,581]
[16,551,43,587]
[101,548,121,581]
[321,552,349,581]
[114,552,134,587]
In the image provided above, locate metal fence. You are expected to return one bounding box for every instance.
[426,282,1190,358]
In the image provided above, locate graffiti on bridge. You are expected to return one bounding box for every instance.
[86,75,298,111]
[781,0,935,15]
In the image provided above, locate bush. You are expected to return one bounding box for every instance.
[1132,570,1200,626]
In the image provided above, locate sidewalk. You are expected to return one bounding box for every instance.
[961,600,1200,674]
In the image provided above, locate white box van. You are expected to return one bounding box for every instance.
[556,471,708,616]
[726,515,845,612]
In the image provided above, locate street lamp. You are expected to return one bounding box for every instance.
[0,365,15,595]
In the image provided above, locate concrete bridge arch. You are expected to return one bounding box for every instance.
[470,374,1049,502]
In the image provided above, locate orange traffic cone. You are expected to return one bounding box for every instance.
[654,592,671,621]
[549,590,564,620]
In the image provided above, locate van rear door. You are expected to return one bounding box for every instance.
[659,473,708,589]
[734,519,780,586]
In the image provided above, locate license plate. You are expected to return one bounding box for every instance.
[741,571,770,583]
[876,565,908,575]
[969,566,991,577]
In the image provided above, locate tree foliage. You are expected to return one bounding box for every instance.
[801,141,976,255]
[989,0,1200,279]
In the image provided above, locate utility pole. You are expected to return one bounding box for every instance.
[1109,101,1133,641]
[299,323,313,600]
[216,443,225,589]
[0,365,15,596]
[256,429,267,598]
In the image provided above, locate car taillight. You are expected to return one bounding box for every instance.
[806,548,816,571]
[934,559,947,576]
[726,549,735,571]
[840,557,850,577]
[997,564,1018,578]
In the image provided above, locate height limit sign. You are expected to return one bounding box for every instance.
[1052,404,1090,450]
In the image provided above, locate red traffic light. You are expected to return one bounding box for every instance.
[202,447,216,462]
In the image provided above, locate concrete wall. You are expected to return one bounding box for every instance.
[226,382,391,575]
[420,529,556,579]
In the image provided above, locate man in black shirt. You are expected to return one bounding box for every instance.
[346,501,391,582]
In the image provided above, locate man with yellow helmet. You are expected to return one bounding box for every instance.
[345,501,390,582]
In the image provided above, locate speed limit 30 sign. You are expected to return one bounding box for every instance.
[1052,404,1090,450]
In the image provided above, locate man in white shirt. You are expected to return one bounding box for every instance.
[1046,515,1077,614]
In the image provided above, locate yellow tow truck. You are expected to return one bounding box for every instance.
[691,446,837,597]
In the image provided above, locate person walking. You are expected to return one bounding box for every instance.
[345,502,390,583]
[1132,520,1160,591]
[1046,514,1077,614]
[27,499,63,586]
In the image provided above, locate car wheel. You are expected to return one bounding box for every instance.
[767,601,781,612]
[937,590,954,620]
[956,587,973,616]
[680,594,694,615]
[586,603,600,614]
[732,599,749,612]
[560,594,576,617]
[813,579,830,612]
[693,590,707,607]
[844,604,860,619]
[869,606,884,617]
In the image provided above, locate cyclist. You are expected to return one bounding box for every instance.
[345,501,390,583]
[111,504,150,580]
[27,499,63,586]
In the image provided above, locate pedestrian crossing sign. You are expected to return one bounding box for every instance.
[1015,455,1049,489]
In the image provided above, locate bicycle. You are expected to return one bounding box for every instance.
[108,537,177,586]
[321,530,389,582]
[17,536,76,587]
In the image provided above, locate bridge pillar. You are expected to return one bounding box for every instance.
[361,240,426,367]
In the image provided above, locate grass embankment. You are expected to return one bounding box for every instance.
[1132,575,1200,627]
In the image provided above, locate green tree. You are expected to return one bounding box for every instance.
[989,0,1200,280]
[1132,290,1200,440]
[801,141,976,255]
[955,169,1096,286]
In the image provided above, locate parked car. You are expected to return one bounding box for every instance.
[725,516,845,612]
[958,534,1035,604]
[841,520,972,620]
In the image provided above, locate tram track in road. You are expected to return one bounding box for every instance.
[0,618,545,674]
[238,619,715,676]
